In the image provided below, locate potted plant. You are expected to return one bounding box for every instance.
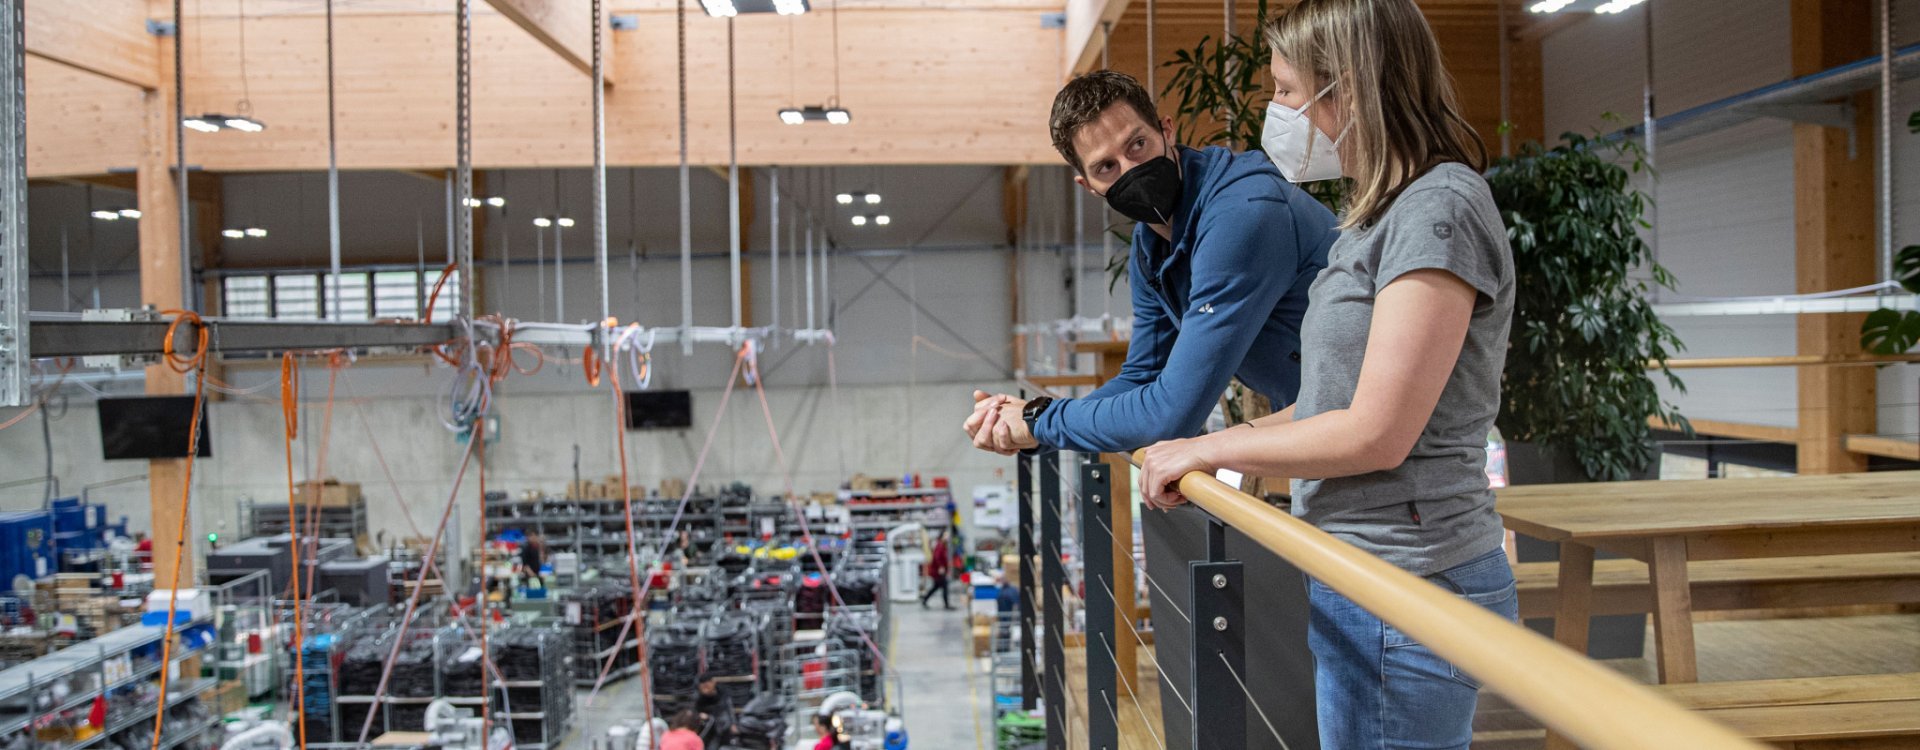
[1485,129,1689,657]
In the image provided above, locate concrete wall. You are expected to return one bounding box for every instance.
[1540,0,1920,436]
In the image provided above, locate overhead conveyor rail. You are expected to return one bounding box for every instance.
[1612,41,1920,146]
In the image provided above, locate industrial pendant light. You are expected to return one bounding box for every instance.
[185,0,267,132]
[776,0,849,124]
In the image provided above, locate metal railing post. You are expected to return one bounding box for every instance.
[1017,451,1039,711]
[1081,461,1118,750]
[1191,518,1247,750]
[1039,450,1066,750]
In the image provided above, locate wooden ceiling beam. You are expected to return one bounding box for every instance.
[484,0,611,84]
[24,0,158,89]
[1065,0,1134,74]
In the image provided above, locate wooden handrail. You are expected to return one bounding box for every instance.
[1142,450,1766,750]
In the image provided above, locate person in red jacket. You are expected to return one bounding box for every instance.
[920,531,952,610]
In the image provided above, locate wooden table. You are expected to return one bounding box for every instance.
[1498,471,1920,684]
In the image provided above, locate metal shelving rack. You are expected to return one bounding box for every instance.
[240,498,369,543]
[482,494,723,559]
[839,488,952,532]
[0,610,221,750]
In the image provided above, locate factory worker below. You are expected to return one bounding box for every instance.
[965,69,1339,455]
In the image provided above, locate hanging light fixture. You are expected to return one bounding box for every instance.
[699,0,807,16]
[221,227,268,238]
[849,213,888,227]
[463,196,507,208]
[775,0,848,124]
[187,1,269,132]
[533,216,575,228]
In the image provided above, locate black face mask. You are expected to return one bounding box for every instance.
[1101,153,1183,226]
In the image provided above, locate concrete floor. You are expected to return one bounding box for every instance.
[561,601,996,750]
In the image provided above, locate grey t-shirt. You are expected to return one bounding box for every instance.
[1289,162,1515,577]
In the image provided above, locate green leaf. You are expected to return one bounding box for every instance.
[1860,308,1920,355]
[1895,244,1920,294]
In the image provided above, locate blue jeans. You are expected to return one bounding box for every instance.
[1308,547,1518,750]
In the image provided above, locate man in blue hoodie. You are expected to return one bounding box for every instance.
[966,70,1337,455]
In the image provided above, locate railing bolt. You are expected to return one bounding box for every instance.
[1213,616,1228,632]
[1091,470,1102,479]
[1212,574,1227,589]
[1092,494,1103,506]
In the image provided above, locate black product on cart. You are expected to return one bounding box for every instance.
[649,621,704,717]
[729,692,792,750]
[702,613,758,705]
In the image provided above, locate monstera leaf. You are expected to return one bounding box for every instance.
[1896,244,1920,294]
[1861,308,1920,355]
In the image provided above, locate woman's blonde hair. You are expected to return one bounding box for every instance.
[1265,0,1487,230]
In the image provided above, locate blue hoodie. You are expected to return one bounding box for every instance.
[1031,145,1337,453]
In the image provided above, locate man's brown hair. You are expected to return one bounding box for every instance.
[1049,70,1162,175]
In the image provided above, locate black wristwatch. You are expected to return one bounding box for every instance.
[1018,397,1054,456]
[1022,397,1054,427]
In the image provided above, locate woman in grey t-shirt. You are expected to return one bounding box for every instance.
[1136,0,1517,746]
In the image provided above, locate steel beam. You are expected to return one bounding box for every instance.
[1082,461,1118,750]
[0,0,25,406]
[27,319,460,358]
[1040,451,1066,750]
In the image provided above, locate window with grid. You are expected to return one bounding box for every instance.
[322,272,371,321]
[222,277,271,318]
[219,269,461,322]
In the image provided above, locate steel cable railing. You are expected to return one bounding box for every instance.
[1001,374,1763,750]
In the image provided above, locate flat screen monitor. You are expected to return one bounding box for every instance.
[625,390,693,430]
[97,396,213,460]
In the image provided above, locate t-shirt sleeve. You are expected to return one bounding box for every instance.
[1371,185,1506,303]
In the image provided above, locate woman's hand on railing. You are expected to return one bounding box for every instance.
[1138,434,1221,510]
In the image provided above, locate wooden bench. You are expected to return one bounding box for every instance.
[1513,552,1920,619]
[1656,673,1920,748]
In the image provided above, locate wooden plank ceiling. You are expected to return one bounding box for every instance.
[1091,0,1547,152]
[24,0,1554,176]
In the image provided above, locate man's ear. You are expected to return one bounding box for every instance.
[1073,174,1093,193]
[1160,116,1178,144]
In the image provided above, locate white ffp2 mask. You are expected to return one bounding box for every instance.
[1261,80,1348,183]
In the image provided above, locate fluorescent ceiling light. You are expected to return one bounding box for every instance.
[222,229,245,239]
[534,217,552,228]
[874,215,890,226]
[781,105,852,125]
[487,196,506,207]
[1594,0,1645,12]
[850,215,867,226]
[557,217,576,228]
[773,0,808,14]
[244,227,267,237]
[118,209,142,219]
[700,0,737,16]
[183,117,223,133]
[836,193,854,205]
[464,198,483,208]
[864,193,881,205]
[1528,0,1575,12]
[90,210,120,221]
[223,116,265,133]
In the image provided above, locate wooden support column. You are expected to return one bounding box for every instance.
[1791,0,1876,475]
[138,35,191,582]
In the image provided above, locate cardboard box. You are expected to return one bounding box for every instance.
[970,624,992,656]
[660,478,688,500]
[296,480,361,508]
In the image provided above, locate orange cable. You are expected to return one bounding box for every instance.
[148,311,209,750]
[279,353,310,750]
